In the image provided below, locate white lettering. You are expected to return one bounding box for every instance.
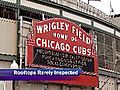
[52,33,68,40]
[55,42,60,50]
[36,25,42,33]
[65,23,69,30]
[36,38,71,52]
[61,43,65,51]
[73,46,77,53]
[44,24,48,32]
[71,26,82,39]
[60,22,64,30]
[36,22,70,33]
[82,47,86,55]
[83,34,85,42]
[42,39,47,47]
[56,22,60,29]
[51,22,56,29]
[36,38,41,46]
[66,44,70,52]
[50,41,55,49]
[86,37,91,44]
[78,47,82,54]
[72,46,91,56]
[87,49,91,56]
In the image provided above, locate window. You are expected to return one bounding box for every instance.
[20,10,42,21]
[81,25,91,33]
[0,6,15,20]
[95,31,114,70]
[44,15,52,20]
[116,39,120,52]
[0,7,4,17]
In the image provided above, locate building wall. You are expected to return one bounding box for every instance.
[112,17,120,28]
[0,17,17,90]
[1,0,16,3]
[21,0,60,15]
[16,81,93,90]
[0,18,17,55]
[99,75,116,90]
[0,60,11,68]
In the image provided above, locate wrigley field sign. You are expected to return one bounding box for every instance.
[26,18,98,87]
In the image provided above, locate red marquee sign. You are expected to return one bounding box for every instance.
[26,18,98,87]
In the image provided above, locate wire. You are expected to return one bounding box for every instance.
[31,50,39,64]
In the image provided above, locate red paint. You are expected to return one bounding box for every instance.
[26,18,98,87]
[49,75,98,87]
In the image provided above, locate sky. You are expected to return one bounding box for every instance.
[81,0,120,15]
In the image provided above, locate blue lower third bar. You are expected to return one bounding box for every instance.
[0,68,83,80]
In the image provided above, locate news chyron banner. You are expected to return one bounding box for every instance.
[26,18,98,87]
[0,69,82,80]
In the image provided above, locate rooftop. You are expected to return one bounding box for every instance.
[50,0,112,23]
